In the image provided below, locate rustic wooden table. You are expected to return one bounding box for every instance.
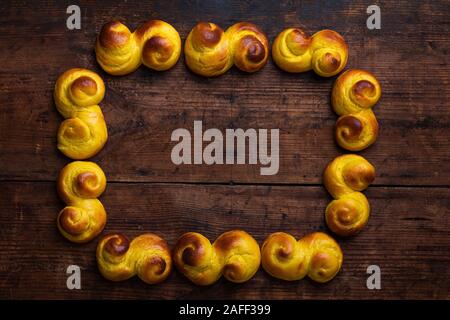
[0,0,449,299]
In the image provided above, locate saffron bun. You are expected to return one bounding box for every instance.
[54,68,107,159]
[95,20,181,75]
[272,28,348,77]
[323,154,376,236]
[261,231,343,282]
[184,22,269,77]
[97,233,172,284]
[332,69,382,151]
[173,230,261,285]
[56,161,107,243]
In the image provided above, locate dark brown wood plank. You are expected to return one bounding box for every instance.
[0,0,449,185]
[0,182,448,299]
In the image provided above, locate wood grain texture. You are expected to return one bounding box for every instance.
[0,0,449,185]
[0,0,449,300]
[1,182,449,299]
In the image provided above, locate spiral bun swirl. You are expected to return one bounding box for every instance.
[184,22,269,77]
[54,68,108,159]
[323,154,375,236]
[272,28,348,77]
[97,233,172,284]
[332,69,381,151]
[261,232,343,282]
[226,22,269,73]
[95,20,181,75]
[173,230,261,285]
[57,161,107,243]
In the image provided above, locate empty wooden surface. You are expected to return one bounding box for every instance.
[0,0,449,299]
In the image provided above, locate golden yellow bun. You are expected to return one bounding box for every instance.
[97,233,172,284]
[225,22,269,73]
[57,161,107,243]
[323,154,375,236]
[173,230,261,285]
[272,28,348,77]
[54,68,107,159]
[95,20,181,75]
[184,22,229,76]
[184,22,268,77]
[332,69,381,151]
[261,232,343,283]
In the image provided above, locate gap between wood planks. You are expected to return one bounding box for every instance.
[1,179,450,189]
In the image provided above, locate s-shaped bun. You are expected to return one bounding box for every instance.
[332,69,382,151]
[96,20,181,75]
[57,161,107,243]
[54,68,107,159]
[272,28,348,77]
[261,231,343,282]
[324,154,376,236]
[184,22,269,77]
[173,230,261,285]
[97,233,172,284]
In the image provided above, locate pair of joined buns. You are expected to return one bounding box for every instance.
[324,154,376,236]
[96,20,181,75]
[54,68,108,159]
[96,230,343,285]
[332,70,381,151]
[95,20,348,77]
[57,161,107,242]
